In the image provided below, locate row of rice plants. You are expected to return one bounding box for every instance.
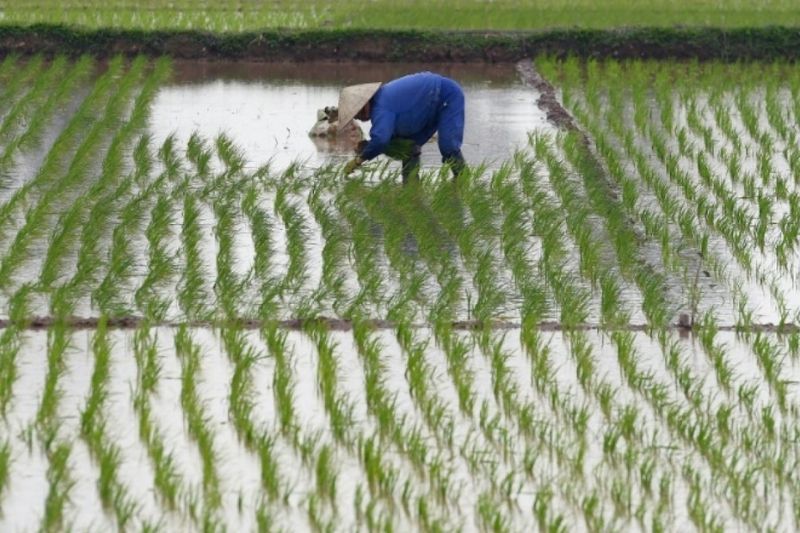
[0,56,92,173]
[80,318,140,528]
[131,323,185,517]
[538,57,800,528]
[332,176,398,318]
[348,161,670,527]
[3,54,800,529]
[210,135,250,320]
[45,58,171,317]
[94,134,157,314]
[356,177,437,319]
[310,173,528,527]
[178,194,210,320]
[0,286,33,414]
[513,153,695,529]
[0,58,152,526]
[64,60,172,308]
[307,171,358,317]
[0,55,44,119]
[656,62,797,315]
[0,57,123,255]
[0,56,145,291]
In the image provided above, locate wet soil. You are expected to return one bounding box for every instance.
[515,60,577,131]
[8,315,797,335]
[2,26,800,61]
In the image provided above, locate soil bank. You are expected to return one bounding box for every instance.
[1,24,800,61]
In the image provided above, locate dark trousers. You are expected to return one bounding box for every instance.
[399,145,466,183]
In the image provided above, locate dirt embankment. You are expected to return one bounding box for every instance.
[1,25,800,61]
[515,60,576,130]
[2,315,796,335]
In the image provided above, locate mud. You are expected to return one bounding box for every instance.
[6,315,797,334]
[515,60,577,131]
[2,26,800,62]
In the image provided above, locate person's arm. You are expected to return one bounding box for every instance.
[359,106,395,161]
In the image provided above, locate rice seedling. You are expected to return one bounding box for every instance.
[134,190,179,320]
[304,321,356,445]
[183,126,210,167]
[0,330,21,415]
[314,443,339,507]
[41,441,75,532]
[209,133,246,194]
[274,172,312,299]
[0,284,33,415]
[222,328,259,440]
[262,323,296,436]
[751,334,789,412]
[475,329,518,418]
[174,326,221,511]
[212,194,244,319]
[178,194,212,320]
[437,328,477,417]
[350,319,405,442]
[0,440,10,502]
[256,433,283,504]
[242,183,275,282]
[135,384,183,511]
[35,322,71,432]
[358,436,401,511]
[307,178,356,315]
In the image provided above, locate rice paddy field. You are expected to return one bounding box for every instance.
[1,0,799,31]
[1,53,800,533]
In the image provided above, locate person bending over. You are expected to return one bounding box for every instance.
[338,72,467,183]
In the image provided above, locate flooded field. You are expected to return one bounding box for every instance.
[147,61,551,171]
[0,56,800,531]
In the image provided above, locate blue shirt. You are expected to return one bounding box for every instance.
[360,72,445,161]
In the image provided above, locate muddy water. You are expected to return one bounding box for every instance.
[146,61,552,172]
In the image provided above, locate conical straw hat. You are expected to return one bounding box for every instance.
[337,82,381,130]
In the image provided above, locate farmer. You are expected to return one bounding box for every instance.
[337,72,467,183]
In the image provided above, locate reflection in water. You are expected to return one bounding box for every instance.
[308,106,364,155]
[308,134,361,156]
[169,60,524,86]
[146,61,554,172]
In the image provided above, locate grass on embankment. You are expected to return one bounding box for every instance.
[1,24,800,61]
[2,0,800,32]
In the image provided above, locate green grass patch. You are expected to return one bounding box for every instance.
[3,1,800,31]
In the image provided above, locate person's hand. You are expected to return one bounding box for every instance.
[344,157,363,176]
